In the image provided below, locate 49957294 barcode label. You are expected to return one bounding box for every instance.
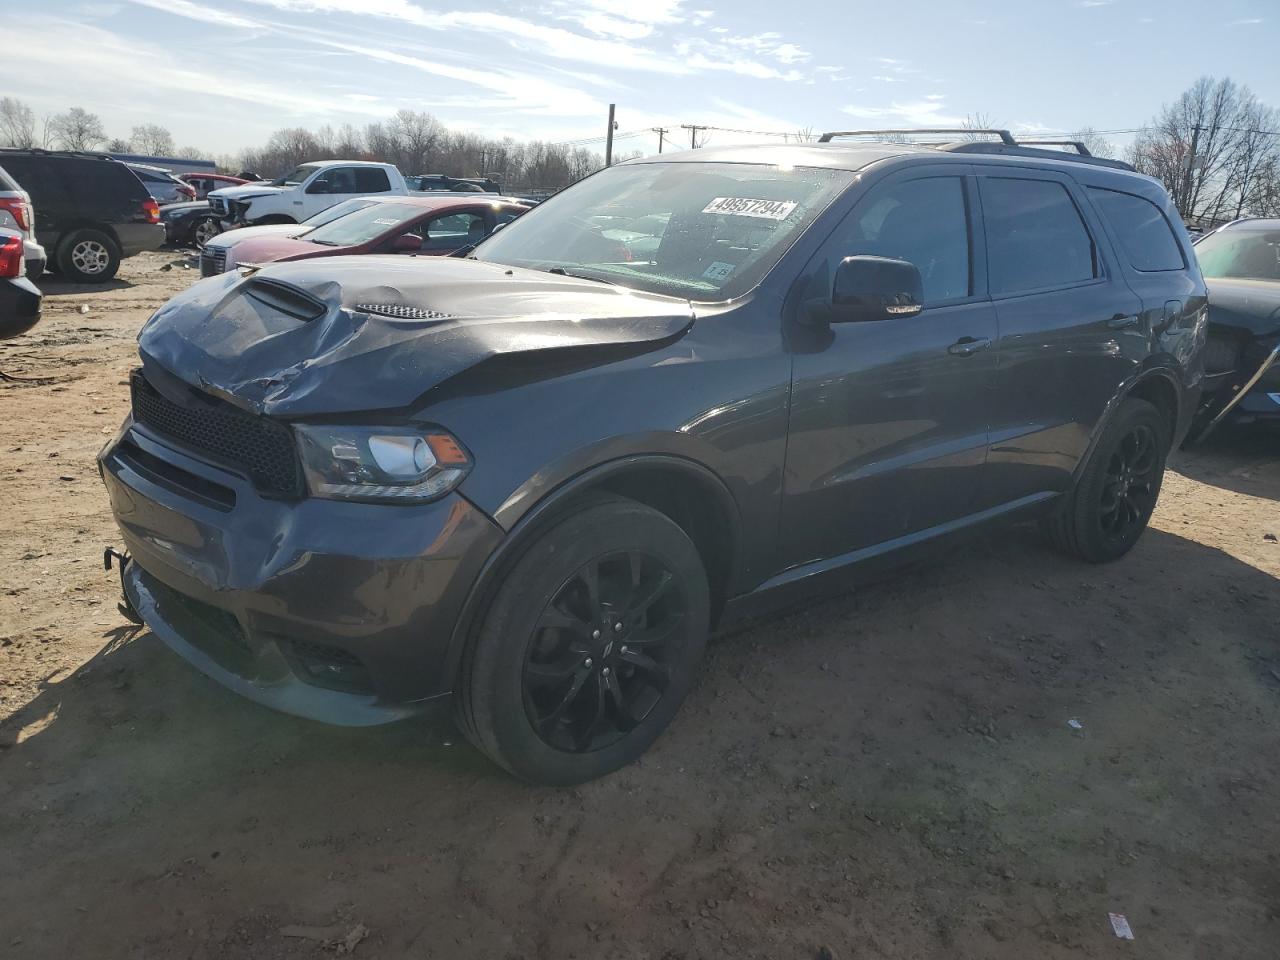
[701,197,798,220]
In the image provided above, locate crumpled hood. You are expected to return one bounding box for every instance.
[138,255,695,418]
[1206,278,1280,339]
[208,184,286,204]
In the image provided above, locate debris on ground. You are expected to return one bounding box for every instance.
[1108,913,1135,940]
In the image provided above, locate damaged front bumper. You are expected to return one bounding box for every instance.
[1198,341,1280,440]
[100,420,504,725]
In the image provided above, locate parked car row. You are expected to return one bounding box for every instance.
[0,148,165,282]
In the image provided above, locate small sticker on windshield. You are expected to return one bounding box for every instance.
[703,261,736,282]
[701,197,798,220]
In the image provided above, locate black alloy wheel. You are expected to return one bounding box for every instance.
[457,495,709,785]
[522,550,682,753]
[1098,423,1159,542]
[1043,397,1169,563]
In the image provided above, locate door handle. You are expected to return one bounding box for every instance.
[948,336,991,356]
[1107,313,1139,330]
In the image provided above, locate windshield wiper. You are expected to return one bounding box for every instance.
[546,266,615,285]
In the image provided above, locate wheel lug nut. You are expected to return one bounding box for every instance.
[584,658,593,668]
[591,629,601,640]
[602,667,611,677]
[614,622,623,632]
[619,645,628,655]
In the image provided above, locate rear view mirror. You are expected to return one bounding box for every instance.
[829,255,924,323]
[391,234,421,252]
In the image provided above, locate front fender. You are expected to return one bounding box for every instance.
[442,451,743,692]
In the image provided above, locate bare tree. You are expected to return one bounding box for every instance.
[105,137,131,153]
[1071,127,1115,159]
[961,112,998,140]
[1129,76,1280,223]
[229,111,609,192]
[0,97,40,148]
[388,110,444,173]
[49,107,106,151]
[130,123,175,156]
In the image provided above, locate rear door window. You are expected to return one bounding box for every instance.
[1087,188,1185,272]
[982,177,1098,295]
[352,167,391,193]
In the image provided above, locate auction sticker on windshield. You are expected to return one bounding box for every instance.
[701,197,798,220]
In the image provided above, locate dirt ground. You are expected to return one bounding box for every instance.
[1,251,1278,959]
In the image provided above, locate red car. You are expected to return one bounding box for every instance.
[180,172,250,200]
[226,195,530,269]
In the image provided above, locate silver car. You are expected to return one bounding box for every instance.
[0,163,47,277]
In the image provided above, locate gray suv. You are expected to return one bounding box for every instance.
[101,130,1206,784]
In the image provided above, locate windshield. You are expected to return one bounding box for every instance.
[271,164,320,187]
[1196,227,1280,281]
[303,201,425,247]
[299,197,378,228]
[474,161,856,300]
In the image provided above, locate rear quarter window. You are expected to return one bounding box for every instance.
[353,168,391,192]
[66,159,148,207]
[1087,187,1186,272]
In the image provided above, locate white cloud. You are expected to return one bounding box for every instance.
[842,98,965,127]
[1229,17,1263,25]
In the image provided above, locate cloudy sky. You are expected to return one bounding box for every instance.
[12,0,1279,157]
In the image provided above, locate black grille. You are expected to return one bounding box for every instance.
[200,248,226,277]
[130,372,304,498]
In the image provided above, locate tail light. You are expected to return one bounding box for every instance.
[142,198,160,224]
[0,234,24,278]
[0,197,31,232]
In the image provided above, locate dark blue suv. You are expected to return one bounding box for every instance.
[101,130,1206,784]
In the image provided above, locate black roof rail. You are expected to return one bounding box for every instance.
[818,128,1018,145]
[1016,139,1092,157]
[942,141,1135,171]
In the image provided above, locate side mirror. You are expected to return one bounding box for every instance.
[305,179,330,195]
[827,255,924,323]
[391,233,421,252]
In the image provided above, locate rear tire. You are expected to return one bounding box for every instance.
[57,229,120,283]
[456,496,709,785]
[1044,398,1169,563]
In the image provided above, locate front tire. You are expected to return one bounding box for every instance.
[456,496,709,785]
[1044,398,1169,563]
[57,229,120,283]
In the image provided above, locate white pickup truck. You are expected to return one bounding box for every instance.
[207,160,408,226]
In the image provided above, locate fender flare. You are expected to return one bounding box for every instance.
[1070,365,1184,488]
[442,454,743,690]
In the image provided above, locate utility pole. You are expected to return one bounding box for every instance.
[651,126,669,154]
[605,103,617,166]
[680,124,708,149]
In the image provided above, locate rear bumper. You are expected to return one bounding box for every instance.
[116,222,167,258]
[100,420,504,724]
[0,275,42,339]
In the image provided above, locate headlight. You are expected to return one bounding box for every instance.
[294,425,471,502]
